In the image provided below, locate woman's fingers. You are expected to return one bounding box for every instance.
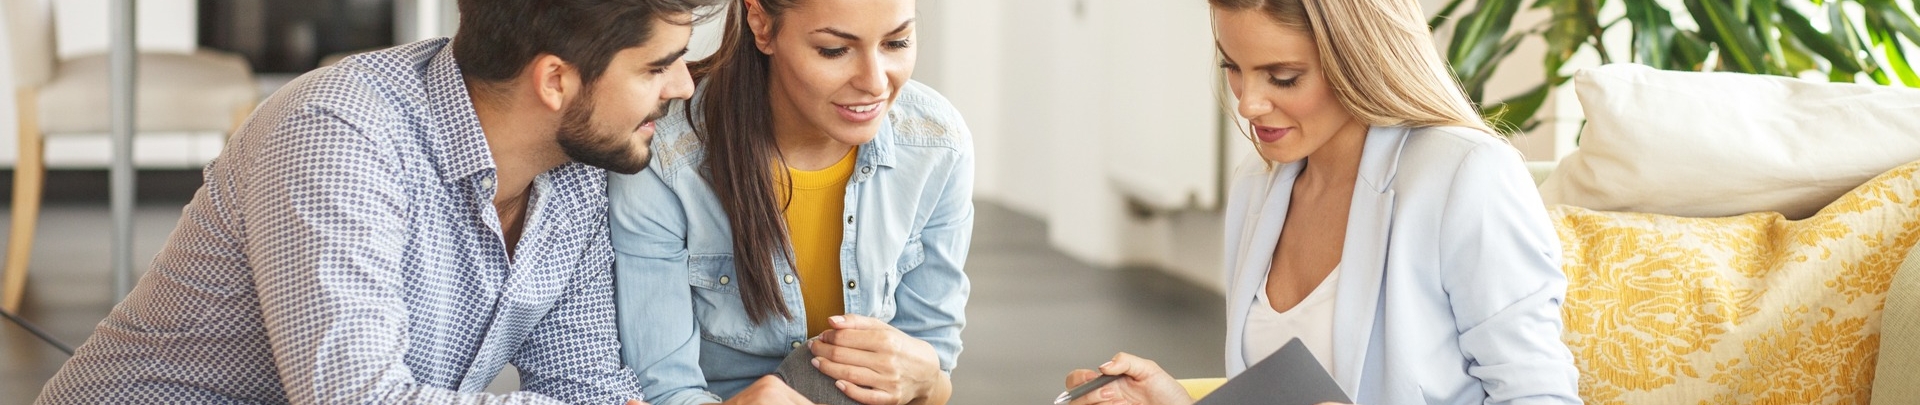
[810,338,888,371]
[812,354,885,388]
[809,315,943,405]
[835,379,902,405]
[1065,368,1102,388]
[1099,353,1165,380]
[825,314,895,331]
[1063,353,1196,405]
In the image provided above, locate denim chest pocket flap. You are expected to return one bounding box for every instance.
[688,254,756,346]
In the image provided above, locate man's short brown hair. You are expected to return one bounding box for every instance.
[453,0,720,86]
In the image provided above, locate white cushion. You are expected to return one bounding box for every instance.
[35,49,255,134]
[1541,63,1920,219]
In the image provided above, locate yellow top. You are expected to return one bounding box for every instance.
[780,146,858,336]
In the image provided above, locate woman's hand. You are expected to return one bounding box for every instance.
[720,375,814,405]
[1062,353,1195,405]
[810,314,951,405]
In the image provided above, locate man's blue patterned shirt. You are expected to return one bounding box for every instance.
[38,38,645,404]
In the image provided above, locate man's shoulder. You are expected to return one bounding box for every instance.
[266,40,449,131]
[548,163,613,216]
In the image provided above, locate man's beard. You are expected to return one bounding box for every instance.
[555,93,664,175]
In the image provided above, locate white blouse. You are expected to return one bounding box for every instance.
[1243,265,1340,375]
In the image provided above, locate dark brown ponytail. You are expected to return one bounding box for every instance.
[688,0,798,324]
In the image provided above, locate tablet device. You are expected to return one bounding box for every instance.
[1193,338,1350,405]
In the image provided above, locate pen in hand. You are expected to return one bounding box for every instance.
[1054,374,1123,404]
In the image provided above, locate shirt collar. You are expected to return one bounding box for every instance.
[1355,125,1410,193]
[864,109,900,168]
[424,39,497,184]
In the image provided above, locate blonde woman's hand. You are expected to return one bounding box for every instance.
[811,314,951,405]
[1062,353,1195,405]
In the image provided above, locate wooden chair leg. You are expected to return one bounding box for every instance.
[5,89,44,313]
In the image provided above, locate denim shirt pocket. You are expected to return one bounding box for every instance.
[880,235,926,319]
[688,254,756,347]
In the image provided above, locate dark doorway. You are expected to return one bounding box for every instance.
[198,0,395,73]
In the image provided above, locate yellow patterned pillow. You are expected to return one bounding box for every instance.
[1551,161,1920,405]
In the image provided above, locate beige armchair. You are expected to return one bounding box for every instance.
[3,0,256,312]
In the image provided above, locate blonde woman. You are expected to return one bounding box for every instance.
[1062,0,1580,404]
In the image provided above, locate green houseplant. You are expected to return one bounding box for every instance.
[1431,0,1920,133]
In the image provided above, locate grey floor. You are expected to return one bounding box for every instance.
[0,179,1226,404]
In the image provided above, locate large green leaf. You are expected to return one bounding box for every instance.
[1688,0,1777,73]
[1463,32,1533,102]
[1779,4,1863,74]
[1866,1,1920,45]
[1883,40,1919,86]
[1780,35,1822,72]
[1831,3,1893,84]
[1863,9,1920,86]
[1547,0,1604,77]
[1752,0,1789,72]
[1449,0,1526,90]
[1672,30,1717,69]
[1624,0,1681,67]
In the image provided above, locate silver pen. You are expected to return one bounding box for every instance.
[1053,374,1123,404]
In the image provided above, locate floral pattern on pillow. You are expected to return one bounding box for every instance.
[1551,161,1920,404]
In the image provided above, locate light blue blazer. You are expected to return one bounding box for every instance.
[1221,126,1581,405]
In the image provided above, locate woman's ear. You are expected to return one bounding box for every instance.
[528,54,579,113]
[746,0,774,54]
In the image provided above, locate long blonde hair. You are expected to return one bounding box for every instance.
[1210,0,1498,137]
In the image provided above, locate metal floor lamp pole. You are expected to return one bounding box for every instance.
[110,0,136,299]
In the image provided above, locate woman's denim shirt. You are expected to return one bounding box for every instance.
[608,80,974,405]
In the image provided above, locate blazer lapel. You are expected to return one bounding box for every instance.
[1329,127,1409,394]
[1225,160,1303,373]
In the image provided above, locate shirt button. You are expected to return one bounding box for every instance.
[791,341,804,349]
[846,280,857,290]
[860,166,872,174]
[481,177,495,189]
[845,215,854,225]
[719,276,730,285]
[784,274,795,284]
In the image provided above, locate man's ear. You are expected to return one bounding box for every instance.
[527,54,579,112]
[746,0,774,55]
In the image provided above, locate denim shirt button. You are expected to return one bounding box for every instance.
[860,166,872,174]
[845,215,854,225]
[719,275,730,285]
[791,341,803,349]
[783,274,795,284]
[846,280,856,290]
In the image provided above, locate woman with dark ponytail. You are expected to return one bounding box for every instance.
[608,0,972,404]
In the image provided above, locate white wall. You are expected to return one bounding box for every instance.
[917,0,1226,286]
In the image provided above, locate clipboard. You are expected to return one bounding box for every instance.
[1193,338,1351,405]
